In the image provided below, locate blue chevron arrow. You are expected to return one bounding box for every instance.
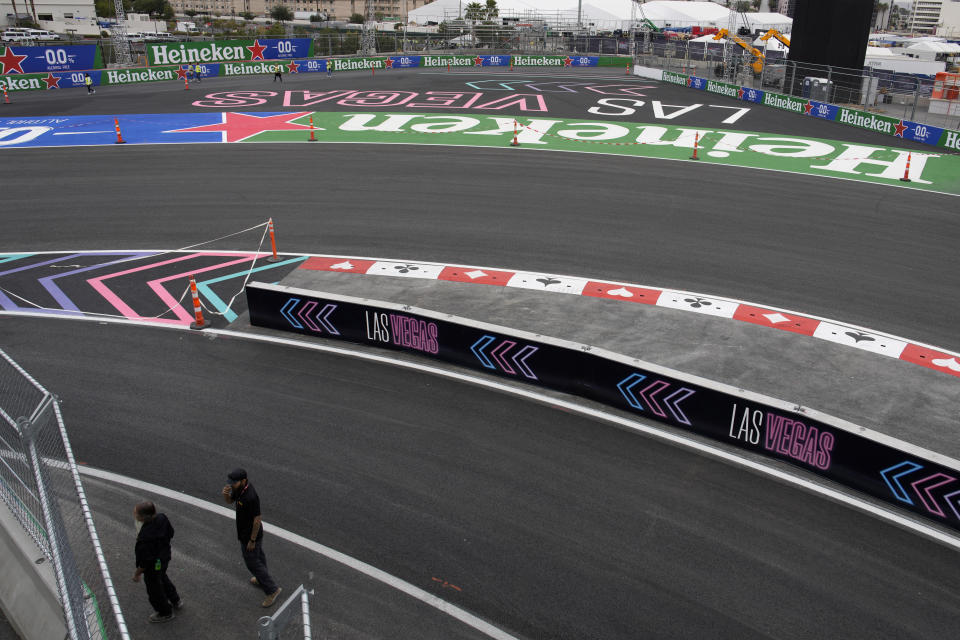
[617,373,647,411]
[471,335,497,369]
[280,297,303,329]
[880,460,924,504]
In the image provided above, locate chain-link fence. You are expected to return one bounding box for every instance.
[634,32,960,131]
[0,348,128,640]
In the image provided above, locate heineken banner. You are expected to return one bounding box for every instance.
[246,283,960,534]
[146,38,313,66]
[0,44,103,74]
[657,70,960,151]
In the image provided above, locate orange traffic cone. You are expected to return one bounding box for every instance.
[900,153,912,182]
[114,118,126,144]
[689,132,699,160]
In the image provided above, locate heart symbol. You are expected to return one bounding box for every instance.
[932,357,960,372]
[330,261,353,270]
[606,287,634,298]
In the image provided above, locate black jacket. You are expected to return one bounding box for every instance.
[135,513,174,569]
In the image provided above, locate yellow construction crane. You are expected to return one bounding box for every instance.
[713,28,765,74]
[759,29,791,48]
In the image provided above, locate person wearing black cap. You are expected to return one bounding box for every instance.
[132,501,181,623]
[222,468,281,607]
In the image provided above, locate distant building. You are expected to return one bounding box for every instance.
[167,0,435,21]
[907,0,944,33]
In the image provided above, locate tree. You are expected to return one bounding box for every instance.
[767,0,777,10]
[184,9,197,17]
[240,11,255,20]
[750,0,761,10]
[484,0,498,20]
[349,12,364,23]
[132,0,165,16]
[876,2,889,30]
[733,1,752,12]
[95,0,113,17]
[162,2,174,20]
[270,5,293,23]
[464,2,485,23]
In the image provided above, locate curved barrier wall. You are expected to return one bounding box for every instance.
[246,282,960,534]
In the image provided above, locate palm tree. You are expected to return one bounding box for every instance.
[484,0,498,21]
[876,2,889,30]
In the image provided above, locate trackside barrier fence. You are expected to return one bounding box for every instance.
[632,63,960,153]
[0,348,128,640]
[246,283,960,537]
[257,584,311,640]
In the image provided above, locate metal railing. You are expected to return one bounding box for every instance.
[257,584,311,640]
[0,348,128,640]
[634,33,960,131]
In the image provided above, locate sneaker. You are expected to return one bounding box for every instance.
[249,576,259,586]
[261,587,282,608]
[149,612,174,623]
[172,599,184,610]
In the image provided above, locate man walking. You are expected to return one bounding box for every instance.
[222,469,282,607]
[84,73,94,94]
[273,64,283,82]
[132,501,181,623]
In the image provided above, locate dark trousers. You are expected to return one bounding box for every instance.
[241,538,278,594]
[143,562,179,615]
[273,73,282,82]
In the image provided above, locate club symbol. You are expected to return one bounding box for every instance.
[537,277,562,287]
[684,297,712,309]
[394,264,420,274]
[845,331,875,343]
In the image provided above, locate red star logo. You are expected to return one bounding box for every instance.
[170,111,314,143]
[474,56,484,66]
[246,40,267,60]
[894,120,908,137]
[43,73,60,89]
[0,47,28,74]
[804,101,814,115]
[737,87,744,100]
[563,56,573,67]
[175,65,188,79]
[287,60,300,73]
[384,57,394,68]
[686,77,692,87]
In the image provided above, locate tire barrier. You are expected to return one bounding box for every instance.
[246,282,960,535]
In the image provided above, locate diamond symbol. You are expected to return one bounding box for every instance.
[330,261,354,270]
[465,269,488,279]
[763,312,790,324]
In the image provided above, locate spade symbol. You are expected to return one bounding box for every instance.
[395,264,420,274]
[537,277,562,287]
[845,331,875,343]
[684,297,712,309]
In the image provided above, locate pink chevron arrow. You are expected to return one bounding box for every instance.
[910,473,956,517]
[315,303,339,335]
[297,300,320,332]
[945,488,960,521]
[490,340,517,374]
[511,344,538,380]
[663,387,695,426]
[638,380,670,418]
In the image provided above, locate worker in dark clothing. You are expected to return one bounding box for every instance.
[273,64,283,82]
[222,468,282,607]
[132,501,181,623]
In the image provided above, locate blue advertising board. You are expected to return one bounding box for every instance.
[0,44,101,74]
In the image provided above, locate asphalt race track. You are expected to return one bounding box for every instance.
[3,318,960,640]
[2,66,959,638]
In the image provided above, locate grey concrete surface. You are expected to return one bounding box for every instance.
[274,269,960,460]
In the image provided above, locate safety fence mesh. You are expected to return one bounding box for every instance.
[0,348,128,640]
